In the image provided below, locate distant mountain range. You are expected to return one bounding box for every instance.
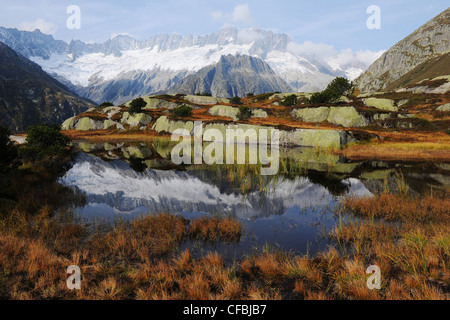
[355,8,450,92]
[0,27,373,104]
[0,42,94,132]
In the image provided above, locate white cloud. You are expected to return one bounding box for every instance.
[237,29,264,43]
[210,11,224,20]
[211,4,253,26]
[19,19,57,35]
[288,41,385,69]
[232,4,252,24]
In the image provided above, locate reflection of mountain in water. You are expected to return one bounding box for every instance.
[61,153,371,219]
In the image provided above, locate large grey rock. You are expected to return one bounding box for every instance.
[364,98,398,112]
[75,117,103,131]
[208,105,267,120]
[327,107,368,127]
[125,113,152,127]
[436,103,450,112]
[61,116,77,130]
[292,107,330,123]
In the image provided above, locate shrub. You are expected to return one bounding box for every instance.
[21,124,71,162]
[308,77,353,104]
[281,94,298,106]
[246,93,254,97]
[173,104,193,118]
[0,125,17,168]
[99,102,114,108]
[236,106,253,121]
[129,97,147,114]
[230,96,243,105]
[195,92,212,96]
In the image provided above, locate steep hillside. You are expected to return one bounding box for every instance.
[356,8,450,92]
[168,54,292,97]
[0,42,95,132]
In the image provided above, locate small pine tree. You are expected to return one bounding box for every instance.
[230,96,243,105]
[129,97,147,114]
[236,106,253,121]
[99,101,114,108]
[173,105,193,118]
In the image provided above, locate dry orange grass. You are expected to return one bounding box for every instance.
[187,216,241,243]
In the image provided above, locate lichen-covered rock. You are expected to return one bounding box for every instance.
[397,114,416,119]
[143,98,179,110]
[103,119,117,130]
[374,113,392,121]
[327,107,367,127]
[153,116,171,133]
[61,116,77,130]
[184,95,229,105]
[364,98,398,112]
[125,113,152,127]
[280,129,354,148]
[292,107,330,123]
[169,120,194,134]
[209,105,239,120]
[252,109,268,118]
[121,112,130,124]
[436,103,450,112]
[75,117,103,131]
[209,105,268,120]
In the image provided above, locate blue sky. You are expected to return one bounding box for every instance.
[0,0,448,52]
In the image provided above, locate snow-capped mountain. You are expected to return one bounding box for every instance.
[0,26,375,104]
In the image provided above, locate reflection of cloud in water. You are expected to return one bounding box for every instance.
[61,153,372,219]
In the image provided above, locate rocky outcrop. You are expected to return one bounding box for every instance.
[184,96,229,105]
[153,117,356,149]
[208,105,268,121]
[364,98,398,112]
[292,106,368,127]
[355,8,450,92]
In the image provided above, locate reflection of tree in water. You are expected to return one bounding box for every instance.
[306,172,350,196]
[129,157,147,173]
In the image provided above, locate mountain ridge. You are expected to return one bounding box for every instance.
[355,8,450,92]
[0,42,95,132]
[0,26,373,104]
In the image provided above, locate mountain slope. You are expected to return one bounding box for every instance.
[0,42,95,132]
[168,54,292,97]
[355,8,450,92]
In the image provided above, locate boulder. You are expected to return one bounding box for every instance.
[327,107,367,127]
[292,107,330,123]
[209,105,268,120]
[103,119,117,130]
[153,116,171,133]
[364,98,398,112]
[280,129,355,149]
[61,116,77,130]
[75,117,103,131]
[142,98,179,110]
[184,95,229,105]
[125,113,152,127]
[436,103,450,112]
[209,105,239,120]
